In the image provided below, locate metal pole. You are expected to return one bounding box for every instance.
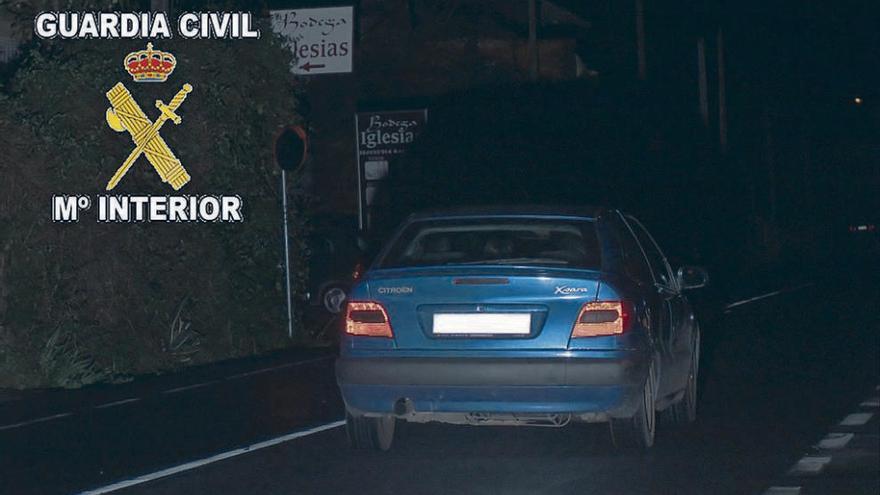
[355,114,365,231]
[635,0,646,80]
[528,0,538,81]
[697,37,709,127]
[717,28,727,153]
[762,107,778,232]
[281,169,294,338]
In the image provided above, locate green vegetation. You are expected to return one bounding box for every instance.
[0,1,312,388]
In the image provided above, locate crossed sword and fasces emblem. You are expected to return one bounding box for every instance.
[104,82,193,190]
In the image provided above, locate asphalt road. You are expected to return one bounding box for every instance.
[2,277,877,495]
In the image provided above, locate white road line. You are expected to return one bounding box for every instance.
[817,432,854,450]
[0,356,333,435]
[723,283,814,310]
[839,412,873,426]
[77,420,346,495]
[763,487,801,495]
[224,371,261,380]
[770,392,879,489]
[724,290,783,309]
[0,412,73,431]
[224,366,288,380]
[225,355,334,380]
[94,398,142,409]
[788,455,832,475]
[161,380,220,395]
[164,356,333,391]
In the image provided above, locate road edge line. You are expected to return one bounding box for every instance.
[76,419,345,495]
[724,282,814,310]
[0,355,335,432]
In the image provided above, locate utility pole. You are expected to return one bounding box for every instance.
[635,0,646,80]
[697,37,709,127]
[527,0,539,81]
[762,106,778,245]
[717,28,728,152]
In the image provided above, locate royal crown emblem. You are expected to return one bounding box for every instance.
[124,42,176,82]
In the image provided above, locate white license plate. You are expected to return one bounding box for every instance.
[432,313,531,335]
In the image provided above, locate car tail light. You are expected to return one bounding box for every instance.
[345,301,393,337]
[571,301,632,338]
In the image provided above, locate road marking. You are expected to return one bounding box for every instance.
[788,455,832,475]
[817,432,854,450]
[723,283,814,310]
[767,390,879,491]
[77,420,345,495]
[161,380,220,395]
[1,355,334,434]
[0,412,73,431]
[224,355,334,380]
[94,397,142,409]
[763,487,801,495]
[839,412,873,426]
[725,290,783,309]
[225,365,293,380]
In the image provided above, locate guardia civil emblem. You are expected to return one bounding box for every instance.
[105,43,192,191]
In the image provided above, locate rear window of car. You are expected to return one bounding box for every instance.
[378,218,601,269]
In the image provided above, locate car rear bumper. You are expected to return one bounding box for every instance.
[336,353,649,419]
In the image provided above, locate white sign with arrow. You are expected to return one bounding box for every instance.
[270,6,354,75]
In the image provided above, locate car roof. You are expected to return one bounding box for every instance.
[407,205,609,221]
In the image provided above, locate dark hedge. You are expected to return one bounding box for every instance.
[0,1,311,388]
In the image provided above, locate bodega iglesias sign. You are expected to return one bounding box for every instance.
[355,109,428,230]
[270,6,353,75]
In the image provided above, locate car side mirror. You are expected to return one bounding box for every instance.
[677,266,709,290]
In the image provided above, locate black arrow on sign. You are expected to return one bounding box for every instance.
[299,62,326,72]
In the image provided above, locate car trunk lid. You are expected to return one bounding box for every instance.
[365,266,600,350]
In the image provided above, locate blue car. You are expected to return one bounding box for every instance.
[336,206,708,450]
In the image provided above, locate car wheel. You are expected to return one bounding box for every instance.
[610,363,656,450]
[345,411,395,451]
[662,326,700,426]
[322,285,348,314]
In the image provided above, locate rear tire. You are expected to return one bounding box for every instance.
[346,411,395,451]
[610,364,656,450]
[662,326,700,426]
